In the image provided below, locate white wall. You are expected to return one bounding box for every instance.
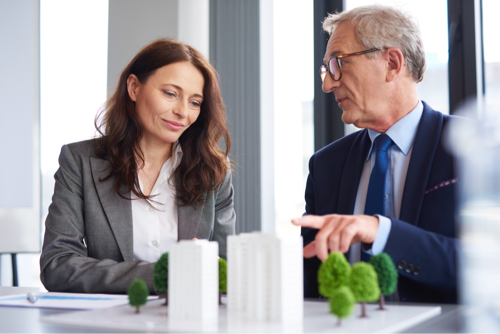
[0,0,40,252]
[273,0,314,235]
[260,0,275,232]
[178,0,209,59]
[0,0,40,287]
[107,0,210,96]
[107,0,179,97]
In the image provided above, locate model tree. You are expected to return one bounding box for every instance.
[370,252,398,310]
[328,286,356,326]
[153,252,169,305]
[128,279,149,314]
[219,257,227,305]
[349,262,380,318]
[318,252,352,298]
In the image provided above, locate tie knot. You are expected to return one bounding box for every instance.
[374,134,393,152]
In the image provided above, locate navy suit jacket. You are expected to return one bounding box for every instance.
[302,101,458,304]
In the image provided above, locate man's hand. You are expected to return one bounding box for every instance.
[291,214,379,261]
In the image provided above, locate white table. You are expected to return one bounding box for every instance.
[0,287,461,333]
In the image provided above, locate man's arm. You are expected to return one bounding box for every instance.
[293,214,379,260]
[292,213,457,295]
[385,217,458,295]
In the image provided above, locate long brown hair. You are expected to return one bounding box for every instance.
[94,39,231,207]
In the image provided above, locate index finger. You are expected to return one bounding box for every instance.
[291,215,330,229]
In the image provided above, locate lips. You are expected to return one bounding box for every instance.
[336,97,347,108]
[163,120,184,131]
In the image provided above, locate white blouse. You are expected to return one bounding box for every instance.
[131,144,183,263]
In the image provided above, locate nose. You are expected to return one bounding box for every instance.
[322,72,340,93]
[173,99,188,119]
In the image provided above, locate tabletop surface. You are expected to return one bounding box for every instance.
[0,286,462,333]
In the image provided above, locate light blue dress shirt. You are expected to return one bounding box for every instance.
[349,101,424,263]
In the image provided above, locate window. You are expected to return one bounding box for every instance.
[483,0,500,110]
[273,0,314,235]
[40,0,108,288]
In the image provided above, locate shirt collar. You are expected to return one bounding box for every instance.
[155,142,183,187]
[366,100,424,161]
[170,142,183,171]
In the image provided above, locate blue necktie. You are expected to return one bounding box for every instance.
[361,134,393,262]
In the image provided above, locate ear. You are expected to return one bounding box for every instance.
[127,74,140,102]
[385,47,405,82]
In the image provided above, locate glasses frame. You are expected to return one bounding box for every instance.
[320,48,382,82]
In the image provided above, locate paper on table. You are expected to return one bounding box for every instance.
[0,292,157,310]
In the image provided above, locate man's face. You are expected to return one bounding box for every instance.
[322,22,388,129]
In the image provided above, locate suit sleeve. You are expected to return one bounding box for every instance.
[40,145,155,294]
[384,218,458,296]
[212,170,236,259]
[302,155,323,298]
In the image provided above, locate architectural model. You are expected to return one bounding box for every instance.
[168,240,219,321]
[227,232,303,323]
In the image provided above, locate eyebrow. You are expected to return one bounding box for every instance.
[323,50,343,63]
[161,84,203,99]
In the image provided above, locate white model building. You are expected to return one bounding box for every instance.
[169,240,219,321]
[227,232,303,323]
[227,233,254,311]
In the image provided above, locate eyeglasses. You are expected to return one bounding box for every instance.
[320,48,381,82]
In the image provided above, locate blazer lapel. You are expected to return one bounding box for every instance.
[337,130,371,214]
[399,103,443,226]
[177,190,203,240]
[90,157,134,261]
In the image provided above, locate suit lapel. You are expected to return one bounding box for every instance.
[399,103,443,226]
[90,157,134,261]
[177,190,203,240]
[337,130,371,214]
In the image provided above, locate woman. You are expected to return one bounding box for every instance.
[40,39,235,294]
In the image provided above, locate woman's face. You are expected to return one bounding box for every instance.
[127,61,204,147]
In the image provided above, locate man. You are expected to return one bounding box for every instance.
[292,5,458,303]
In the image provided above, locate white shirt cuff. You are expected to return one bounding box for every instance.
[364,215,392,255]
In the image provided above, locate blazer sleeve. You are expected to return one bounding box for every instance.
[212,170,236,259]
[385,217,458,296]
[302,155,323,298]
[40,145,156,294]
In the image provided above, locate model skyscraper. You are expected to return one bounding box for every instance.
[169,240,219,321]
[227,233,303,322]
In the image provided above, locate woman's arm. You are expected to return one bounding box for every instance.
[40,144,156,294]
[212,170,236,259]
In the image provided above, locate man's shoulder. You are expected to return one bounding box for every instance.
[313,129,366,161]
[421,100,468,132]
[422,100,462,122]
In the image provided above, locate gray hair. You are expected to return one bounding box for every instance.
[323,4,425,83]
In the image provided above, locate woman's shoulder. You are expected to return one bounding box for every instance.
[64,138,100,159]
[214,169,233,198]
[58,139,103,171]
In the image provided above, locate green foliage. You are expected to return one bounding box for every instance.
[219,258,227,293]
[318,252,352,298]
[349,262,380,303]
[153,252,169,292]
[128,279,149,308]
[370,252,398,296]
[329,286,356,319]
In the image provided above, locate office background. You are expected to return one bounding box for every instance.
[0,0,498,289]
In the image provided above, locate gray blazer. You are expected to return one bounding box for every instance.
[40,140,235,294]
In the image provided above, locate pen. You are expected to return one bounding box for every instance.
[27,292,37,304]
